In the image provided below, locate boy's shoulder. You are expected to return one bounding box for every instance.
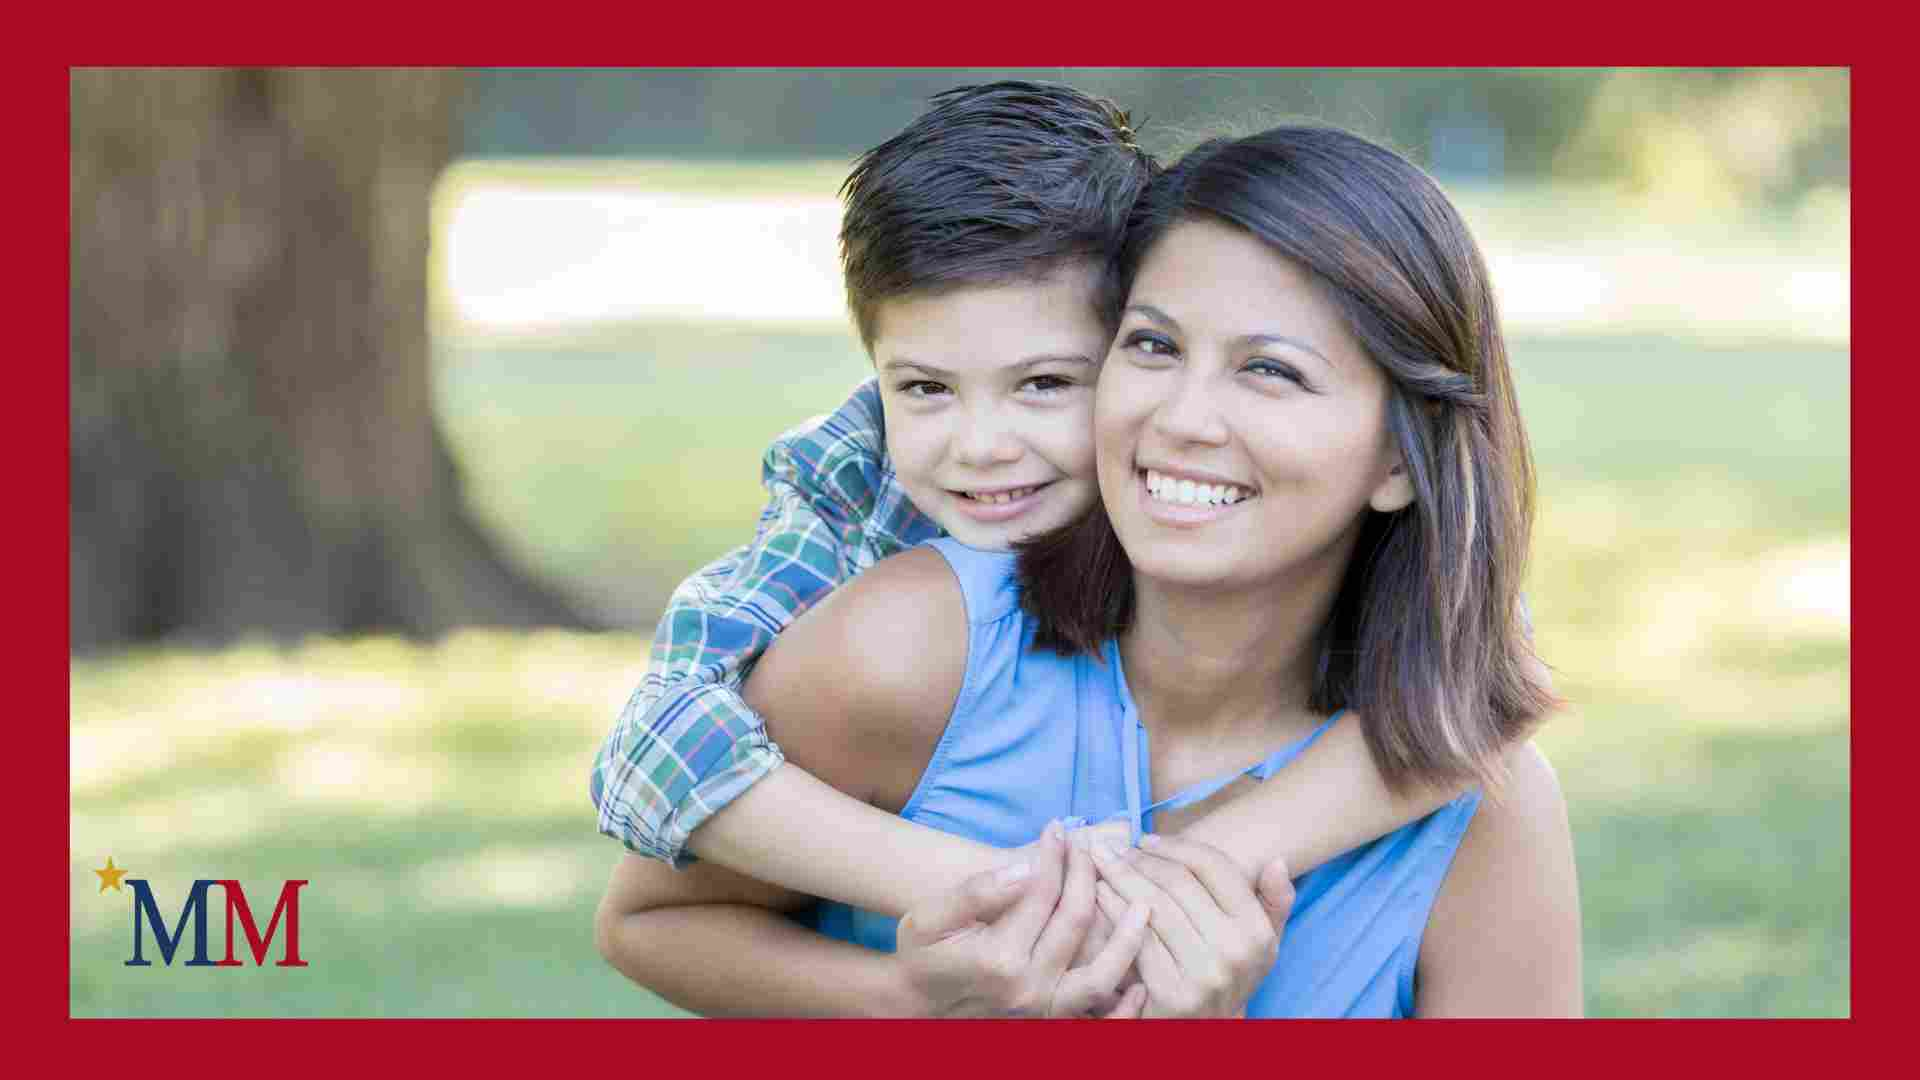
[762,378,888,510]
[766,377,887,473]
[763,378,939,554]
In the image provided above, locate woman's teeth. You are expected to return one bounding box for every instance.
[962,485,1040,505]
[1145,469,1254,507]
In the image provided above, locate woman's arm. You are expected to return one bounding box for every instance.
[594,852,920,1016]
[597,826,1138,1017]
[1413,741,1583,1017]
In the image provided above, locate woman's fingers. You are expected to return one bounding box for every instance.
[1029,827,1097,977]
[1102,981,1148,1019]
[1050,897,1149,1015]
[1091,838,1200,945]
[1095,878,1182,996]
[987,822,1069,957]
[896,852,1037,949]
[1134,834,1284,1016]
[1139,832,1275,938]
[1093,838,1219,973]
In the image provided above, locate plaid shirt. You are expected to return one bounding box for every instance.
[590,377,942,864]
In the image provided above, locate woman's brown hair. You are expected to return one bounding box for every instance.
[1017,126,1556,794]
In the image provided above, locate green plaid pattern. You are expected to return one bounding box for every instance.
[590,378,941,864]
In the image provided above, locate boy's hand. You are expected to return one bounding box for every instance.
[895,821,1150,1017]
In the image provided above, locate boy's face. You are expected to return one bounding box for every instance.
[871,261,1108,550]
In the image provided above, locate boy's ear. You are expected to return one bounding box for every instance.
[1369,461,1414,514]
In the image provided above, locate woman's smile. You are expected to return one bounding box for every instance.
[1135,466,1258,527]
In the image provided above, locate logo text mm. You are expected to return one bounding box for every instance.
[126,879,309,968]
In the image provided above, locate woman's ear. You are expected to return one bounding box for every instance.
[1370,461,1415,513]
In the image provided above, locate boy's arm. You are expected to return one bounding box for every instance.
[1171,647,1554,878]
[688,761,1005,917]
[594,552,1093,1017]
[1171,710,1467,878]
[589,378,938,865]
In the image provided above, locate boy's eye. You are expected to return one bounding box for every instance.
[897,380,951,398]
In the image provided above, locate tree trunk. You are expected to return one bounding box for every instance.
[71,67,591,653]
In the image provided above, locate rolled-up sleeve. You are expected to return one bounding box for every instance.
[590,381,921,865]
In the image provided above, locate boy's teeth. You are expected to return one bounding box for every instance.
[969,485,1036,504]
[1144,469,1252,507]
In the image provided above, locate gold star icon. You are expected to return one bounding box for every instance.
[94,856,128,894]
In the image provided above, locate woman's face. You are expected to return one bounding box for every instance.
[1096,216,1412,591]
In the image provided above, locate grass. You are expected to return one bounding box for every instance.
[71,323,1848,1017]
[71,160,1848,1016]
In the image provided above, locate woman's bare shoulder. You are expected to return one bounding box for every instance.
[1416,741,1584,1016]
[742,546,968,809]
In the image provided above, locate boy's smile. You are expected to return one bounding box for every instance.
[870,260,1108,551]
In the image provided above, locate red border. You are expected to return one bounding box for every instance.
[42,14,1866,1071]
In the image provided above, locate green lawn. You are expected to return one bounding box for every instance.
[72,319,1847,1016]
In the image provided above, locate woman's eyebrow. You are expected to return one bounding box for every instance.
[1128,303,1335,369]
[1124,303,1181,332]
[1240,333,1336,368]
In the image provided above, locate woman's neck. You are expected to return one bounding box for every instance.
[1119,561,1345,751]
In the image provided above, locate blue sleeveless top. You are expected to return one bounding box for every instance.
[802,539,1482,1018]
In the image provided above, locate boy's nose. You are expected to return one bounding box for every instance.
[953,412,1023,466]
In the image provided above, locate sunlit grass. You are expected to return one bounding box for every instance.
[75,321,1847,1015]
[73,160,1846,1016]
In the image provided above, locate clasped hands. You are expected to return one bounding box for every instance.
[895,820,1294,1018]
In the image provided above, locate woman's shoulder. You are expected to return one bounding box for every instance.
[774,544,968,706]
[1455,742,1574,867]
[742,545,970,808]
[1415,741,1583,1015]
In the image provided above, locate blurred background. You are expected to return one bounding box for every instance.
[70,67,1849,1016]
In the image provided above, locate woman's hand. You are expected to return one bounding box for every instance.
[1089,833,1294,1017]
[895,822,1152,1017]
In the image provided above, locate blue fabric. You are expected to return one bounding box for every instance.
[801,538,1482,1018]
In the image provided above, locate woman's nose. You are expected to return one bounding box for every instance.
[1150,371,1230,446]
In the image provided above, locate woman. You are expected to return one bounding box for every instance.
[600,125,1581,1017]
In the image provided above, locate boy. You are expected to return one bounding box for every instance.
[589,82,1480,1015]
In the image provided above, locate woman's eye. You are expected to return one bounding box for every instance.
[1123,331,1177,358]
[1245,358,1309,389]
[898,380,951,398]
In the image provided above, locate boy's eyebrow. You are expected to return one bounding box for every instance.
[881,355,1097,378]
[1125,303,1334,368]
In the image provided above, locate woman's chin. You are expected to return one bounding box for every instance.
[1123,543,1244,590]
